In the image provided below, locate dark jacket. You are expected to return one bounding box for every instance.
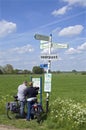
[25,86,38,98]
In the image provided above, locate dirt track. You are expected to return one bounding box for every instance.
[0,125,31,130]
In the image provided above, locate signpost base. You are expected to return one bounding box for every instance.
[46,93,49,113]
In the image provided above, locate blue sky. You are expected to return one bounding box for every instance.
[0,0,86,71]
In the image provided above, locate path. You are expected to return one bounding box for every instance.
[0,125,31,130]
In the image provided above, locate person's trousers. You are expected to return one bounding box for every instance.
[26,101,32,120]
[20,101,25,118]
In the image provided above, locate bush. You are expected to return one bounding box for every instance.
[48,97,86,130]
[81,72,86,75]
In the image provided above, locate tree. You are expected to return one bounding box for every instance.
[4,64,14,74]
[0,66,4,74]
[72,70,77,74]
[22,69,31,74]
[0,69,3,74]
[72,70,77,73]
[32,66,44,74]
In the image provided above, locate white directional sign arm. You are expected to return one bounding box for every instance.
[52,43,69,48]
[40,40,48,44]
[34,34,50,41]
[40,43,49,49]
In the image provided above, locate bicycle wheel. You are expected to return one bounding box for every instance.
[7,109,18,120]
[36,106,44,123]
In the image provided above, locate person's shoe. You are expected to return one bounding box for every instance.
[26,119,30,121]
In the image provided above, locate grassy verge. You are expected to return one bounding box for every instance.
[0,73,86,130]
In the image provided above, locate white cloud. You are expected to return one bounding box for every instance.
[77,42,86,51]
[65,47,81,54]
[11,44,34,54]
[63,0,86,7]
[58,25,84,37]
[52,6,71,16]
[0,20,16,37]
[66,42,86,54]
[0,44,34,57]
[0,44,35,69]
[52,0,86,17]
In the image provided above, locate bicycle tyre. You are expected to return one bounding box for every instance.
[7,109,17,120]
[36,106,44,123]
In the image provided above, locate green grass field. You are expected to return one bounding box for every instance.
[0,73,86,130]
[52,73,86,102]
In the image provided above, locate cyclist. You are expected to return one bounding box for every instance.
[25,82,39,121]
[17,81,28,118]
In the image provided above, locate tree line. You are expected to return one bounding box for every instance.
[0,64,44,74]
[0,64,86,75]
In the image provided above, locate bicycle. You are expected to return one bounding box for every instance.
[6,96,44,123]
[6,95,21,119]
[30,98,44,123]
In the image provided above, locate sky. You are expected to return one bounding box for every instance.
[0,0,86,71]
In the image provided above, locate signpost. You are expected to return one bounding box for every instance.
[40,40,48,44]
[34,33,69,113]
[40,43,49,49]
[40,54,58,60]
[52,43,68,48]
[44,73,52,92]
[40,64,48,68]
[34,34,50,41]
